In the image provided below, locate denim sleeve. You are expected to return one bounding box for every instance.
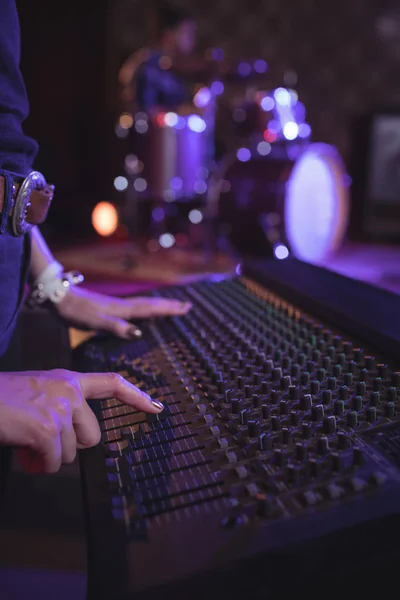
[0,0,38,175]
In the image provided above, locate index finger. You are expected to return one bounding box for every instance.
[76,372,164,413]
[138,298,192,317]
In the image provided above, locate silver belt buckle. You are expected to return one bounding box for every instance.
[12,171,46,236]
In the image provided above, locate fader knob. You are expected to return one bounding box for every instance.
[312,405,324,422]
[334,401,344,416]
[391,372,400,387]
[253,394,262,408]
[310,381,320,395]
[271,416,282,431]
[377,364,388,379]
[370,392,380,406]
[262,405,271,419]
[248,420,261,438]
[295,443,308,462]
[231,399,242,414]
[217,380,227,394]
[300,395,312,411]
[366,407,377,423]
[356,382,366,396]
[385,403,395,418]
[352,396,362,411]
[347,411,358,428]
[317,437,329,455]
[323,416,336,434]
[327,377,337,390]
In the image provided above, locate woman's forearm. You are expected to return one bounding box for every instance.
[30,226,59,280]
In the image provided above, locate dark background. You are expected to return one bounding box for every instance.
[15,0,400,239]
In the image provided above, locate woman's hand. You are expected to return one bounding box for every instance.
[0,369,164,474]
[56,286,191,338]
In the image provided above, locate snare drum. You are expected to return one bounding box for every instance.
[131,111,211,201]
[207,143,350,263]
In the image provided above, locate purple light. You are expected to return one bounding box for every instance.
[187,115,206,133]
[175,117,186,130]
[236,147,251,162]
[274,244,290,260]
[254,59,268,73]
[283,122,299,140]
[260,96,275,112]
[210,81,224,96]
[164,112,179,127]
[268,120,281,134]
[170,177,183,191]
[298,123,312,139]
[238,62,252,76]
[212,48,225,61]
[152,207,165,222]
[194,87,212,108]
[274,87,291,106]
[285,145,349,264]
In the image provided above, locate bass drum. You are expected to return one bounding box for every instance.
[207,143,350,263]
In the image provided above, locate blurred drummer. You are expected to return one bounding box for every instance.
[118,5,197,113]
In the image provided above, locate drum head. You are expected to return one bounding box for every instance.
[285,143,349,264]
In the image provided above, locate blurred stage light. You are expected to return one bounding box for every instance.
[298,123,312,139]
[194,181,207,194]
[211,48,225,61]
[274,243,290,260]
[125,154,138,174]
[254,59,268,73]
[119,112,133,129]
[134,178,147,192]
[210,81,224,96]
[264,130,277,143]
[188,209,203,224]
[238,62,252,76]
[194,87,212,108]
[170,177,183,191]
[257,141,272,156]
[159,233,175,248]
[285,145,349,263]
[164,112,179,127]
[115,124,129,138]
[237,147,251,162]
[188,115,206,133]
[260,96,275,112]
[274,88,292,107]
[152,207,165,222]
[135,119,148,134]
[92,202,118,236]
[283,121,299,140]
[135,112,148,121]
[114,176,128,191]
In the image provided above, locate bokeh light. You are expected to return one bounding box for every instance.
[114,176,128,191]
[92,202,118,237]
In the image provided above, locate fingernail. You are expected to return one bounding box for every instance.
[183,302,192,310]
[152,400,164,411]
[128,327,142,338]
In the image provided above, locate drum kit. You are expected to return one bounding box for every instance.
[116,64,350,265]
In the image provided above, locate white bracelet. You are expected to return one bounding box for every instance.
[29,262,84,306]
[33,260,64,288]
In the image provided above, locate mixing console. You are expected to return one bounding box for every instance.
[77,259,400,599]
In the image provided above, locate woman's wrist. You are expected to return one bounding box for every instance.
[29,261,84,306]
